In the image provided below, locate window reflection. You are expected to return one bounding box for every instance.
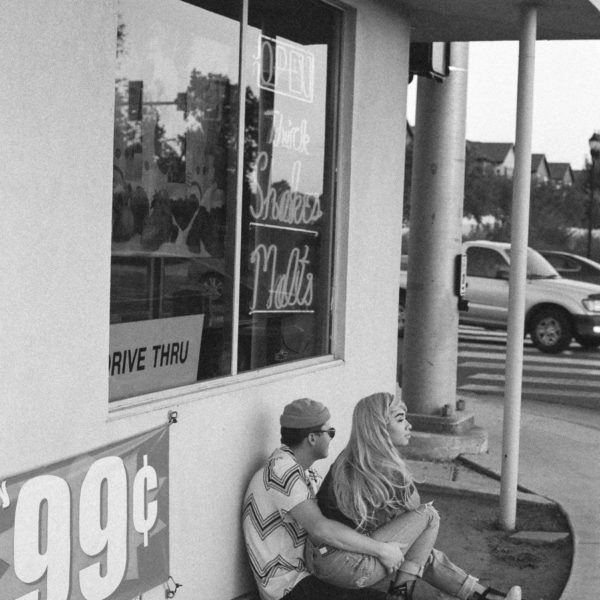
[110,0,240,399]
[109,0,341,401]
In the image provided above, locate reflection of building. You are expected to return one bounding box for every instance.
[4,1,600,600]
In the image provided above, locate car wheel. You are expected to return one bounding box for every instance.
[574,335,600,349]
[529,307,573,353]
[398,291,406,337]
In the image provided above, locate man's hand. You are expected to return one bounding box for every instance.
[289,499,408,567]
[375,541,407,574]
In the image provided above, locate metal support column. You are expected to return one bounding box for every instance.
[403,43,469,415]
[500,5,537,531]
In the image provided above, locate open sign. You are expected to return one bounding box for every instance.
[256,35,315,103]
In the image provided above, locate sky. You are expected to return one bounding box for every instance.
[407,40,600,171]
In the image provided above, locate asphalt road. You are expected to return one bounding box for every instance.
[457,327,600,409]
[398,326,600,410]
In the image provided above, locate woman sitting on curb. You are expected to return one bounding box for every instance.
[305,391,523,600]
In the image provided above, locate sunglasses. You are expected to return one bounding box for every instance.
[308,427,336,439]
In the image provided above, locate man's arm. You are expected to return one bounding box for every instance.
[289,499,405,573]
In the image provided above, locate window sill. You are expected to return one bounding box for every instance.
[107,355,344,421]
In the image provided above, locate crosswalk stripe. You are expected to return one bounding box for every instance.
[468,372,600,388]
[459,383,600,399]
[458,349,600,366]
[456,328,600,407]
[459,361,600,376]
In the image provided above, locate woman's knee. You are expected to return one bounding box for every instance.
[419,503,440,528]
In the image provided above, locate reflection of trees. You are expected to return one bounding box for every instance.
[111,13,263,258]
[241,87,260,263]
[155,126,186,184]
[243,87,259,193]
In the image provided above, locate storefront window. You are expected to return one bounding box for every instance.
[239,0,339,371]
[110,0,340,402]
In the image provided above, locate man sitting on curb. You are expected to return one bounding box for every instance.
[242,398,405,600]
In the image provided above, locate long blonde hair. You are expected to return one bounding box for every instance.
[331,392,418,530]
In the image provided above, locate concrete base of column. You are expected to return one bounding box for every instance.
[404,412,488,461]
[407,411,475,435]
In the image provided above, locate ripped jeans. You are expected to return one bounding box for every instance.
[305,504,478,600]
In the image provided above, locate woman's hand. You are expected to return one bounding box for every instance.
[376,541,407,574]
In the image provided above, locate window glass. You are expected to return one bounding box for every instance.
[109,0,341,401]
[562,257,581,272]
[240,0,340,370]
[466,248,507,278]
[505,248,558,278]
[110,0,241,400]
[543,254,565,269]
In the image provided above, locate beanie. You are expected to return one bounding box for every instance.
[280,398,330,429]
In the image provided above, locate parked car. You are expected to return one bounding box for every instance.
[539,250,600,285]
[399,240,600,353]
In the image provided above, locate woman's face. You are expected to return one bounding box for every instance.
[387,402,411,447]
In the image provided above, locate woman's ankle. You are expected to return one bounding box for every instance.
[471,586,522,600]
[388,579,416,600]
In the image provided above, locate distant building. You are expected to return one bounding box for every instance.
[548,162,575,187]
[467,141,515,177]
[531,153,550,183]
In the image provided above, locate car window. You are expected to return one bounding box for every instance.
[466,247,507,278]
[545,254,566,269]
[581,263,596,277]
[506,248,558,278]
[563,257,582,272]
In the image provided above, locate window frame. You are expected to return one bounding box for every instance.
[108,0,355,414]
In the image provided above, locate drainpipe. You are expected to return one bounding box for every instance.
[500,4,537,531]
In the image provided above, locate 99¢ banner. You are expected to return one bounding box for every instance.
[0,426,169,600]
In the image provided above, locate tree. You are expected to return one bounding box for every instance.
[528,181,586,250]
[403,136,593,253]
[463,144,512,225]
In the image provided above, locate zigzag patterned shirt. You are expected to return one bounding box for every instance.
[242,446,322,600]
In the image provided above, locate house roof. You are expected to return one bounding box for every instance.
[468,141,513,164]
[547,162,573,179]
[399,0,600,42]
[531,154,547,170]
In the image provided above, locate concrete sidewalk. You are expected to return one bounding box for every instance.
[407,395,600,600]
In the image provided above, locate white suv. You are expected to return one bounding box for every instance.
[399,240,600,353]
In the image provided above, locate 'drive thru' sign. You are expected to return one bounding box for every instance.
[109,314,204,401]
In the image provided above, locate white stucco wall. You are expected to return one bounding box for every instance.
[0,1,409,598]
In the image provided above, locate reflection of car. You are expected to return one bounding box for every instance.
[399,241,600,353]
[539,250,600,285]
